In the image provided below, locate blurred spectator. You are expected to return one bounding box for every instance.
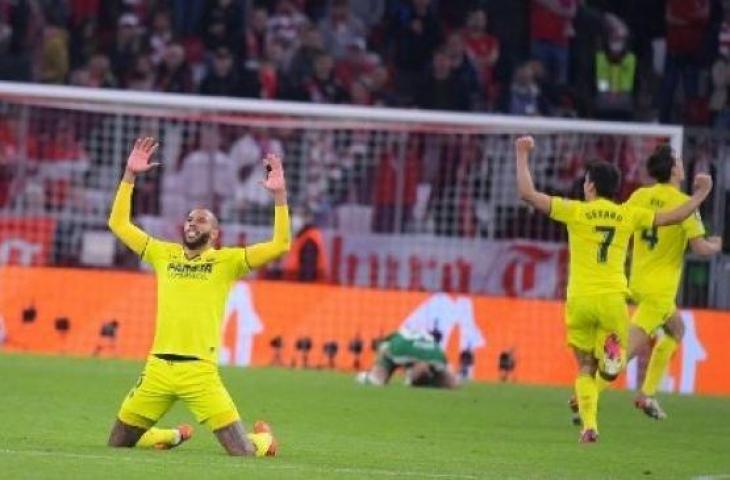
[170,0,206,37]
[199,46,240,96]
[244,6,269,66]
[388,0,443,103]
[349,78,372,105]
[529,0,577,86]
[302,52,349,103]
[124,54,156,91]
[148,9,174,66]
[461,8,500,109]
[108,14,144,82]
[372,135,421,233]
[229,129,285,219]
[658,0,710,123]
[283,211,329,282]
[414,48,470,111]
[0,14,32,81]
[508,61,545,116]
[267,0,309,62]
[347,0,385,29]
[364,65,396,106]
[319,0,367,59]
[287,24,325,87]
[711,14,730,129]
[69,17,99,70]
[155,42,194,93]
[594,20,636,120]
[178,125,237,219]
[444,32,482,110]
[39,19,69,83]
[200,0,244,53]
[334,37,380,90]
[36,122,89,211]
[86,53,117,88]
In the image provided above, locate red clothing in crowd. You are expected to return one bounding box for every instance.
[529,0,576,47]
[666,0,710,55]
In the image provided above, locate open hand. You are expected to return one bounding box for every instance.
[261,153,286,193]
[126,137,160,174]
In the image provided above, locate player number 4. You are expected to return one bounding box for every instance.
[641,227,659,250]
[595,226,615,263]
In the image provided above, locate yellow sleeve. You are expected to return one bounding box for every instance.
[630,205,655,231]
[245,205,292,269]
[549,197,580,224]
[107,181,150,256]
[681,210,706,239]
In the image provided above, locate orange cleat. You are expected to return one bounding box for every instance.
[253,421,278,456]
[155,424,194,450]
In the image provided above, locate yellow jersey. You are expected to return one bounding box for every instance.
[143,240,250,363]
[626,183,705,299]
[108,181,291,364]
[550,197,655,298]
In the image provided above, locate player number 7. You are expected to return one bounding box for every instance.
[595,226,615,263]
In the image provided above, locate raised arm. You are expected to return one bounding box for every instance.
[515,135,552,215]
[689,235,723,256]
[654,174,712,226]
[107,137,159,255]
[245,153,291,269]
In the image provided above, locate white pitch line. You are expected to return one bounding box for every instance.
[0,448,479,480]
[693,475,730,480]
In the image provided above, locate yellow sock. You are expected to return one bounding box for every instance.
[575,374,598,432]
[594,371,612,394]
[641,335,678,396]
[247,432,273,457]
[136,427,180,448]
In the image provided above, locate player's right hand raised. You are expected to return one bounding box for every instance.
[515,136,535,155]
[126,137,160,174]
[692,173,713,196]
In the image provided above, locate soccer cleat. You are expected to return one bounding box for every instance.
[253,420,278,457]
[579,428,598,444]
[568,395,582,427]
[154,424,193,450]
[635,395,667,420]
[602,333,623,377]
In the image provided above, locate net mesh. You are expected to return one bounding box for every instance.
[6,91,725,387]
[0,97,673,287]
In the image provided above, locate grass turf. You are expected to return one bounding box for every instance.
[0,353,728,480]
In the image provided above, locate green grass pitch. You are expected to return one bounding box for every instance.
[0,353,728,480]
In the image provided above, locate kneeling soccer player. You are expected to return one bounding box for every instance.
[106,138,290,456]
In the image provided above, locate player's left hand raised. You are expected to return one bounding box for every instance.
[261,153,286,193]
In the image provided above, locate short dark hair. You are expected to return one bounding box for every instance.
[585,160,621,199]
[646,144,674,183]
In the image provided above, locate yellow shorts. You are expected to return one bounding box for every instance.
[565,293,629,370]
[631,293,676,335]
[118,355,239,431]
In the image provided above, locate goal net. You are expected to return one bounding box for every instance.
[0,81,689,383]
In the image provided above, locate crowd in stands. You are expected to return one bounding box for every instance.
[1,0,730,127]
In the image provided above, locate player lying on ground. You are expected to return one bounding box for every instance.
[106,137,290,456]
[515,136,712,443]
[356,328,460,388]
[568,144,722,424]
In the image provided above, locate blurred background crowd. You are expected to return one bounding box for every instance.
[2,0,730,127]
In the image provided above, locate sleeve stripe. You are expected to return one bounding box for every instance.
[242,247,252,270]
[139,236,151,259]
